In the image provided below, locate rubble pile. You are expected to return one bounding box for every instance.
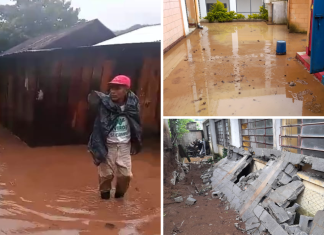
[170,162,190,185]
[210,146,324,235]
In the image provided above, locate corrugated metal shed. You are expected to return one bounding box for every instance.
[0,42,160,147]
[1,19,115,56]
[95,25,161,46]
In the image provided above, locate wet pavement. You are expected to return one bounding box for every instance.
[0,127,160,235]
[164,22,324,116]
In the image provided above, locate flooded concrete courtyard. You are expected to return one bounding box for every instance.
[164,22,324,116]
[0,127,160,235]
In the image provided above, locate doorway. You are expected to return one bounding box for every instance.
[185,0,198,32]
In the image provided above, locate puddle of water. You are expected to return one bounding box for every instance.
[25,230,81,235]
[0,127,160,234]
[164,22,324,116]
[0,218,42,233]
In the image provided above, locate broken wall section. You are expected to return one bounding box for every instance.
[211,147,324,235]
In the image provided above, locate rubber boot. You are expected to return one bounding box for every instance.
[115,175,131,198]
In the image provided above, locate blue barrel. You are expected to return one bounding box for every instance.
[276,40,286,55]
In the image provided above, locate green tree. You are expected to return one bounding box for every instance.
[168,119,195,146]
[0,0,86,52]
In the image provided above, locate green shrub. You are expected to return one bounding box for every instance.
[260,6,268,20]
[234,13,245,19]
[204,0,233,22]
[248,13,261,19]
[248,6,268,20]
[204,1,247,22]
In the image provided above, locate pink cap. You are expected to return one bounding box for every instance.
[109,75,131,88]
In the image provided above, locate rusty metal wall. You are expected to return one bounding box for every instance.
[0,42,160,147]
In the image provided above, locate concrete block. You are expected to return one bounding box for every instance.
[259,210,288,235]
[310,226,324,235]
[203,178,210,184]
[185,197,196,206]
[309,211,324,235]
[245,215,260,231]
[285,203,300,213]
[296,232,307,235]
[174,196,183,203]
[242,208,255,222]
[271,149,282,157]
[285,152,304,165]
[231,196,241,211]
[311,158,324,172]
[232,184,242,196]
[268,201,290,223]
[254,148,264,156]
[211,191,220,198]
[286,212,296,225]
[284,164,298,176]
[292,175,301,181]
[279,173,292,185]
[253,205,265,218]
[178,169,186,181]
[286,225,302,235]
[268,181,305,207]
[299,215,313,233]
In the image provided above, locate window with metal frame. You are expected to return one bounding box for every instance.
[280,119,324,157]
[241,119,273,150]
[216,121,224,146]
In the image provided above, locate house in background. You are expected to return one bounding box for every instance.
[199,0,264,18]
[1,19,115,56]
[163,0,200,52]
[95,25,161,45]
[180,121,204,148]
[201,119,324,218]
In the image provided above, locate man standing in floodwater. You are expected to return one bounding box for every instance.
[88,75,142,200]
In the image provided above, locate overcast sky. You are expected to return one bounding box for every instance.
[0,0,161,31]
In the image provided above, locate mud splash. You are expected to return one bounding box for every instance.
[0,127,160,234]
[163,22,324,116]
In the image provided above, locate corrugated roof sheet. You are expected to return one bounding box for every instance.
[1,19,115,56]
[95,25,161,46]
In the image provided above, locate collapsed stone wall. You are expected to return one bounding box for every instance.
[210,147,324,235]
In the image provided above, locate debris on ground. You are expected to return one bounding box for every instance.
[289,81,296,87]
[211,146,324,235]
[170,162,190,185]
[164,155,245,234]
[295,79,308,85]
[174,196,183,203]
[185,196,197,206]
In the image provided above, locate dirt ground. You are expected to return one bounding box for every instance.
[0,126,160,235]
[163,159,245,235]
[164,22,324,116]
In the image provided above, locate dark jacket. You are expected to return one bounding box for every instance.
[88,91,142,166]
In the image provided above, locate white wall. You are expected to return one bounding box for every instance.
[199,0,208,18]
[273,119,281,150]
[272,1,287,24]
[230,0,236,12]
[180,0,190,35]
[209,119,218,153]
[230,119,241,148]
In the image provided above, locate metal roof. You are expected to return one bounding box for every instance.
[95,25,161,46]
[1,19,115,56]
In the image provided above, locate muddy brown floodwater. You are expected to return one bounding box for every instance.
[164,22,324,116]
[0,127,160,235]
